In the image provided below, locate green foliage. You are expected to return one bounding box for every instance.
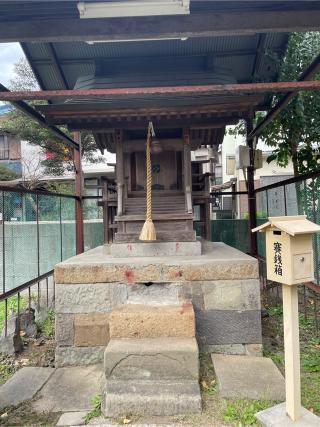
[0,57,104,177]
[0,164,20,181]
[223,399,271,426]
[85,395,102,424]
[266,304,283,317]
[36,309,55,339]
[261,32,320,176]
[0,296,28,331]
[243,211,267,220]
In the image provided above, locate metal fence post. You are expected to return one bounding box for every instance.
[74,132,84,254]
[246,117,258,256]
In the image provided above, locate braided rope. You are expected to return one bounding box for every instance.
[145,124,152,222]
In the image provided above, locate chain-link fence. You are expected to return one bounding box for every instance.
[255,173,320,329]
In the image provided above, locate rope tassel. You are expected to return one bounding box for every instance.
[139,122,157,241]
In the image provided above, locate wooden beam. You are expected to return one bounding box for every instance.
[2,81,320,102]
[1,10,320,42]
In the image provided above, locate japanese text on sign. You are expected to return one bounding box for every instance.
[274,241,283,276]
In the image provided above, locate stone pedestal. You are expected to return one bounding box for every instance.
[54,241,262,366]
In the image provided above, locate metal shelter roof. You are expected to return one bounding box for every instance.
[1,1,320,150]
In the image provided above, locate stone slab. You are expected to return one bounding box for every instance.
[102,379,201,417]
[54,242,259,284]
[55,283,127,314]
[212,354,285,400]
[127,282,180,306]
[104,338,199,380]
[56,314,74,346]
[256,403,320,427]
[0,367,54,410]
[109,303,195,339]
[202,279,261,311]
[108,241,202,257]
[197,309,262,345]
[55,346,105,367]
[56,411,88,426]
[74,313,110,347]
[32,364,104,413]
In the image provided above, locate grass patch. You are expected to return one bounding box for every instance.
[223,399,272,426]
[85,395,102,424]
[0,400,59,426]
[36,309,55,339]
[0,353,17,385]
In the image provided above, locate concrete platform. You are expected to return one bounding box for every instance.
[102,379,202,417]
[108,241,202,257]
[32,364,104,413]
[256,403,320,426]
[212,354,285,400]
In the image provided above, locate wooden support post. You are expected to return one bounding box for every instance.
[282,284,301,421]
[74,132,84,254]
[102,177,109,244]
[116,129,124,216]
[246,118,258,256]
[183,128,192,214]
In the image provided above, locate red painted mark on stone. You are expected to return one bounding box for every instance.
[176,242,180,252]
[175,270,183,278]
[127,244,132,251]
[125,269,135,283]
[179,300,192,314]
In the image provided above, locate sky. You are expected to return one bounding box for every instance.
[0,42,24,87]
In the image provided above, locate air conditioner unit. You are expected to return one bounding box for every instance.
[78,1,190,19]
[235,146,262,170]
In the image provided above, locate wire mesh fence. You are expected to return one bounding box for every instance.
[255,174,320,329]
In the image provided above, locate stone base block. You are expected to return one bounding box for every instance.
[55,346,105,367]
[102,379,201,417]
[104,338,199,380]
[108,241,201,257]
[74,313,110,347]
[109,303,195,339]
[256,403,320,427]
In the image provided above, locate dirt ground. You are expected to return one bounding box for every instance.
[0,293,319,426]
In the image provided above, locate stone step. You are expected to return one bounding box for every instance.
[109,303,195,339]
[109,240,201,257]
[104,337,199,380]
[102,379,201,417]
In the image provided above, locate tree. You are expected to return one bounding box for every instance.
[0,57,104,178]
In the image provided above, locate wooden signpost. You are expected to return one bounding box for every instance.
[253,215,320,422]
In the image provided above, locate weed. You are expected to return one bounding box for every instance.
[85,395,102,424]
[223,399,272,426]
[0,296,28,331]
[36,309,55,339]
[266,305,283,317]
[301,349,320,373]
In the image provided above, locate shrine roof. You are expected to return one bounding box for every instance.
[252,216,320,236]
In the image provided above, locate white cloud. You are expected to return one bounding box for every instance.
[0,43,24,87]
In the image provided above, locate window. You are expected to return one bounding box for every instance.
[0,135,9,160]
[226,155,235,175]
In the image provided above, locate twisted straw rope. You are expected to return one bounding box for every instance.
[145,124,152,222]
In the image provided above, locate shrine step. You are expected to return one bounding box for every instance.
[114,230,196,243]
[102,379,202,417]
[108,240,201,257]
[104,337,199,380]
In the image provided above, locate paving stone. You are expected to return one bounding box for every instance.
[109,303,195,339]
[202,279,261,310]
[55,346,105,367]
[32,364,104,413]
[0,367,54,410]
[104,338,199,380]
[56,314,74,346]
[56,411,87,426]
[196,309,262,345]
[74,313,110,347]
[212,354,285,400]
[256,403,320,427]
[102,379,201,417]
[203,343,246,355]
